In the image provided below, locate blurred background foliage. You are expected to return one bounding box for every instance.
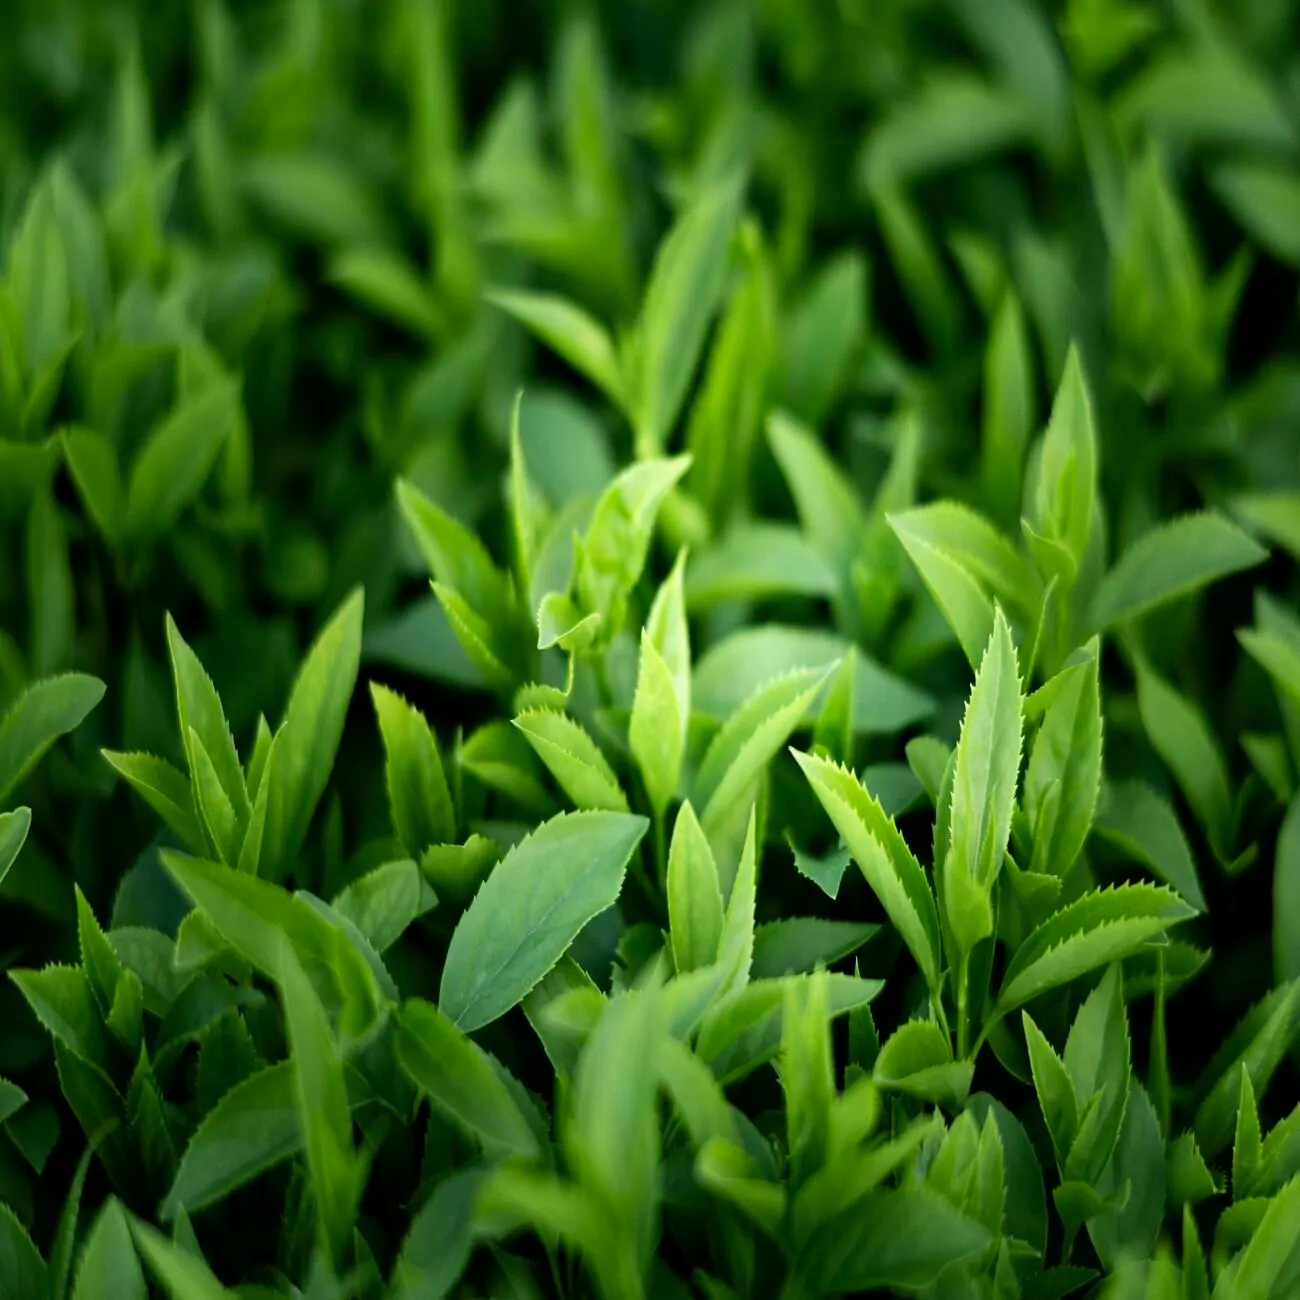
[2,0,1300,1261]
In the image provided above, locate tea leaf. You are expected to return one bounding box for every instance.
[440,811,648,1030]
[0,673,105,803]
[0,806,31,886]
[396,999,541,1161]
[371,683,456,855]
[667,802,725,976]
[1276,797,1300,984]
[261,589,364,881]
[101,751,205,854]
[1094,780,1205,911]
[793,750,943,994]
[513,709,628,812]
[72,1198,145,1300]
[993,885,1195,1017]
[1090,514,1267,633]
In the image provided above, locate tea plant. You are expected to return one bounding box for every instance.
[0,0,1299,1297]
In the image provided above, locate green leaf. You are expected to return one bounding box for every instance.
[1230,491,1300,564]
[420,835,499,906]
[162,1063,298,1219]
[396,998,541,1161]
[1232,1175,1300,1300]
[874,1020,973,1107]
[389,1170,481,1300]
[327,246,441,337]
[101,751,205,854]
[574,455,691,639]
[1032,346,1097,577]
[124,378,239,544]
[780,253,868,429]
[782,971,835,1188]
[371,683,456,855]
[486,289,624,408]
[787,835,852,901]
[766,410,866,577]
[0,673,105,803]
[888,511,996,668]
[278,938,364,1268]
[261,589,364,882]
[981,292,1034,528]
[72,1198,146,1300]
[440,810,648,1030]
[1089,514,1267,633]
[162,852,379,1042]
[795,1188,991,1295]
[1094,780,1205,912]
[667,802,725,975]
[629,634,683,818]
[1167,1133,1219,1208]
[793,749,943,994]
[1117,47,1294,151]
[945,607,1022,954]
[129,1217,232,1299]
[1024,1012,1079,1166]
[685,523,840,609]
[332,859,434,954]
[1023,647,1101,880]
[62,426,124,545]
[1276,796,1300,985]
[634,176,743,452]
[513,709,628,812]
[1193,982,1300,1157]
[10,966,107,1064]
[0,806,31,886]
[1135,657,1233,859]
[693,625,932,736]
[992,885,1195,1018]
[0,1202,47,1298]
[694,666,831,839]
[1062,965,1130,1185]
[751,918,877,978]
[1212,163,1300,267]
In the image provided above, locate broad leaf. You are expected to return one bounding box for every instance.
[0,673,105,803]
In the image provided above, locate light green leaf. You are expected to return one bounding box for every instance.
[794,749,943,994]
[1023,1012,1079,1166]
[261,589,364,882]
[1089,514,1267,633]
[440,810,648,1031]
[634,177,743,451]
[129,1217,232,1299]
[1023,647,1101,881]
[766,410,866,576]
[629,633,683,817]
[278,938,364,1268]
[667,802,725,976]
[332,859,434,954]
[981,290,1035,528]
[124,379,239,544]
[694,666,831,839]
[1231,1175,1300,1300]
[101,751,205,854]
[993,885,1195,1017]
[513,709,628,812]
[1032,346,1097,577]
[685,523,839,609]
[0,673,105,803]
[693,625,932,736]
[1135,657,1233,859]
[371,683,456,855]
[162,852,380,1042]
[397,998,541,1161]
[945,608,1022,954]
[72,1198,145,1300]
[1230,491,1300,562]
[487,289,624,409]
[874,1020,972,1107]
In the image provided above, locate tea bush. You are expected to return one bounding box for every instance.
[1,1,1299,1297]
